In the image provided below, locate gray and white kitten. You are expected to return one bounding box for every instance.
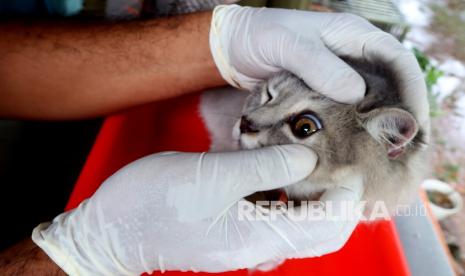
[200,58,429,212]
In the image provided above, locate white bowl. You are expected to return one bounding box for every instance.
[422,179,463,220]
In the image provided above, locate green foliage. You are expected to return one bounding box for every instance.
[435,163,460,183]
[412,48,443,117]
[413,47,430,72]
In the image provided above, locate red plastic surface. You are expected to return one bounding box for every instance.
[66,93,410,276]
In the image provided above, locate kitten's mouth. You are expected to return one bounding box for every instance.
[245,189,288,204]
[388,146,405,159]
[244,189,325,206]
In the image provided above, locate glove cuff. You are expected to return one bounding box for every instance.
[32,222,83,276]
[209,5,241,88]
[32,203,131,276]
[209,4,260,90]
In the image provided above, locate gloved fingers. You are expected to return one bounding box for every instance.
[162,145,317,203]
[203,144,318,195]
[283,215,360,258]
[102,144,316,199]
[250,175,364,258]
[279,33,365,104]
[319,173,364,203]
[244,201,361,260]
[210,5,366,101]
[320,16,429,132]
[358,33,429,131]
[163,145,316,221]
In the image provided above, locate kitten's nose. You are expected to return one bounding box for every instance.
[240,116,259,134]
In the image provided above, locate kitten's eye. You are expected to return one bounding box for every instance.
[266,87,273,102]
[289,112,322,138]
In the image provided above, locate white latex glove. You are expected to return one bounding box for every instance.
[32,145,363,275]
[210,5,429,133]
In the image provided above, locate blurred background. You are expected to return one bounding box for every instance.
[1,0,465,274]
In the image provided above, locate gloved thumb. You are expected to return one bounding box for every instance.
[220,144,318,195]
[207,144,318,196]
[165,145,317,221]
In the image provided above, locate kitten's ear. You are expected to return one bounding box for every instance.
[359,108,419,159]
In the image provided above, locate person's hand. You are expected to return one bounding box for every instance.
[32,145,363,275]
[209,5,429,134]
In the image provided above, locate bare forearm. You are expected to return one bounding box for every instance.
[0,12,225,119]
[0,239,66,275]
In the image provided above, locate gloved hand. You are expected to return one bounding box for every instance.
[32,145,364,275]
[210,5,429,133]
